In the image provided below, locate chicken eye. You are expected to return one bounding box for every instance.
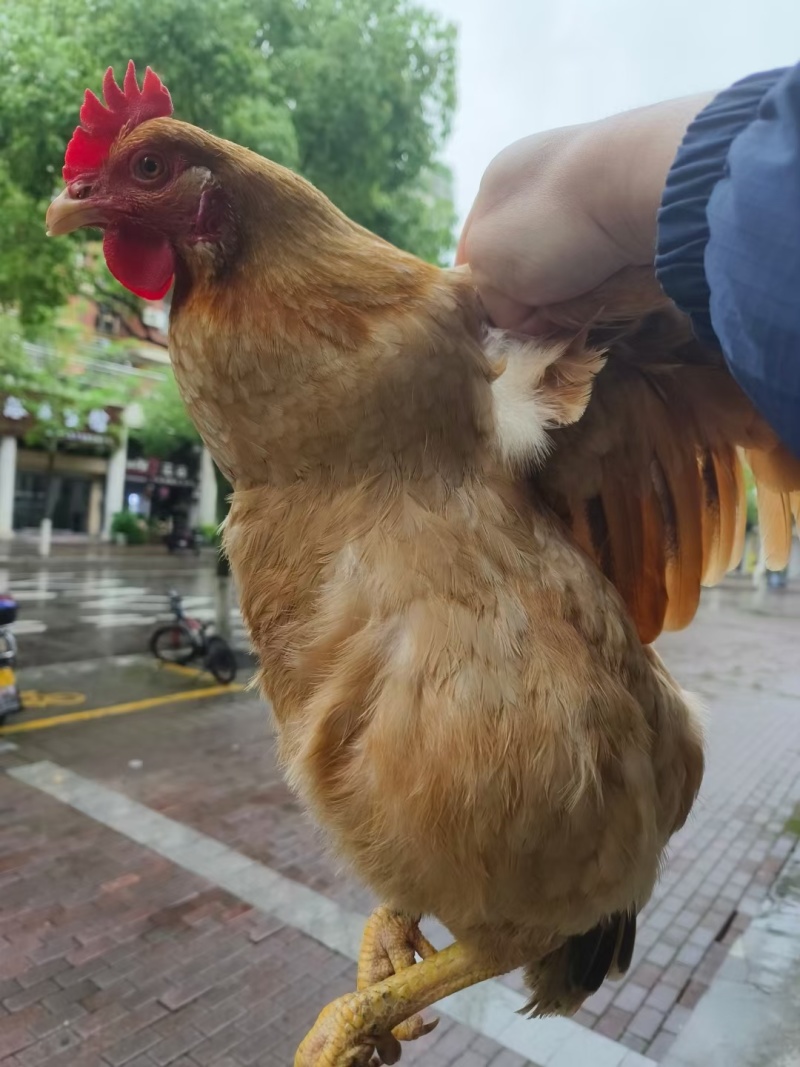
[132,153,167,182]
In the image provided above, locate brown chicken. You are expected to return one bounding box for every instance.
[48,64,800,1066]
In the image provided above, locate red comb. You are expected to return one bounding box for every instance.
[63,61,173,182]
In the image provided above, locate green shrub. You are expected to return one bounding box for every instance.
[199,523,221,546]
[111,510,147,545]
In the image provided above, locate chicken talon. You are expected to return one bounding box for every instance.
[393,1012,439,1042]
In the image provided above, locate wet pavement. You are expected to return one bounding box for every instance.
[663,836,800,1067]
[0,557,799,1066]
[2,553,245,669]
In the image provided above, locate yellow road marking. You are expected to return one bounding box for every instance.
[159,662,217,681]
[0,684,244,735]
[20,690,87,709]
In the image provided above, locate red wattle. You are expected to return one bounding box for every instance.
[103,224,175,301]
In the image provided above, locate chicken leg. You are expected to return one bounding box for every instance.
[354,906,439,1063]
[294,928,511,1067]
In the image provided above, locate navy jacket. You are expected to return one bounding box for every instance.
[656,63,800,457]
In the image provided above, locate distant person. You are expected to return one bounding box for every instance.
[459,63,800,458]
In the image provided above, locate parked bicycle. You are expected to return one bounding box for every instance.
[0,595,23,726]
[149,590,238,685]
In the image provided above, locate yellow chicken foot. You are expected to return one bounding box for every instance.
[355,906,439,1062]
[294,939,508,1067]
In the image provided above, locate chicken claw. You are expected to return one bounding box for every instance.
[357,905,439,1055]
[294,938,507,1066]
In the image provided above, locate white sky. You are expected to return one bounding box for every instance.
[424,0,800,224]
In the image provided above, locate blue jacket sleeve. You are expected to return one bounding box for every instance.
[655,63,800,457]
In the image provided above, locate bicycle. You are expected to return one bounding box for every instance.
[0,595,23,726]
[149,590,238,685]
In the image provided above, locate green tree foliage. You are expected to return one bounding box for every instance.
[0,0,457,326]
[0,164,78,330]
[132,369,201,456]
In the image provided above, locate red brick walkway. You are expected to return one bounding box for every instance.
[0,774,524,1067]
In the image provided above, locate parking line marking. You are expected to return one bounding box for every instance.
[158,662,219,680]
[0,684,244,734]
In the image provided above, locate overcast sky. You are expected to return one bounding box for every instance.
[424,0,800,224]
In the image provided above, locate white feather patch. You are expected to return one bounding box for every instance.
[487,329,556,472]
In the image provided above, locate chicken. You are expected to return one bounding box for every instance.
[48,64,800,1066]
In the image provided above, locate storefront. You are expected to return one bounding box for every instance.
[0,396,122,537]
[1,393,217,541]
[13,453,106,533]
[124,455,199,531]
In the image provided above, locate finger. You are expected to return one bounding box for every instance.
[475,285,534,332]
[512,309,564,337]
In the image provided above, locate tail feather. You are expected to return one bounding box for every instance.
[610,911,636,978]
[566,921,619,994]
[523,911,636,1017]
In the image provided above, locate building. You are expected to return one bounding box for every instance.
[0,286,217,543]
[0,394,217,541]
[0,393,124,539]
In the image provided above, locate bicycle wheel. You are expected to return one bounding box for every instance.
[149,624,196,665]
[204,636,238,684]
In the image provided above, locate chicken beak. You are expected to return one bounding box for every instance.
[46,186,109,236]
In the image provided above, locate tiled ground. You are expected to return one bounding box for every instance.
[1,577,799,1064]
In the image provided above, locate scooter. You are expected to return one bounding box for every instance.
[0,595,23,726]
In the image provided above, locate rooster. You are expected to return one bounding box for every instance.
[48,64,800,1067]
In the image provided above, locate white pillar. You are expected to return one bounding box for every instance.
[0,435,17,539]
[753,534,767,588]
[38,517,52,558]
[87,479,103,537]
[102,428,129,541]
[197,445,218,528]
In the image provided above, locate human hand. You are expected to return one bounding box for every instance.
[456,93,715,332]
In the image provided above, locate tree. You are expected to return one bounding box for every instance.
[132,369,201,457]
[0,0,457,327]
[0,163,79,330]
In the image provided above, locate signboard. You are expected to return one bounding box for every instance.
[0,394,122,447]
[126,456,195,487]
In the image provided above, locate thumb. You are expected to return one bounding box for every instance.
[477,285,560,337]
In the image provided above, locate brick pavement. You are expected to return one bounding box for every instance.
[1,583,799,1063]
[0,773,524,1067]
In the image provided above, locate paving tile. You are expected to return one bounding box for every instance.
[646,1030,677,1060]
[644,980,680,1014]
[594,1008,633,1041]
[627,1006,663,1042]
[613,983,648,1014]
